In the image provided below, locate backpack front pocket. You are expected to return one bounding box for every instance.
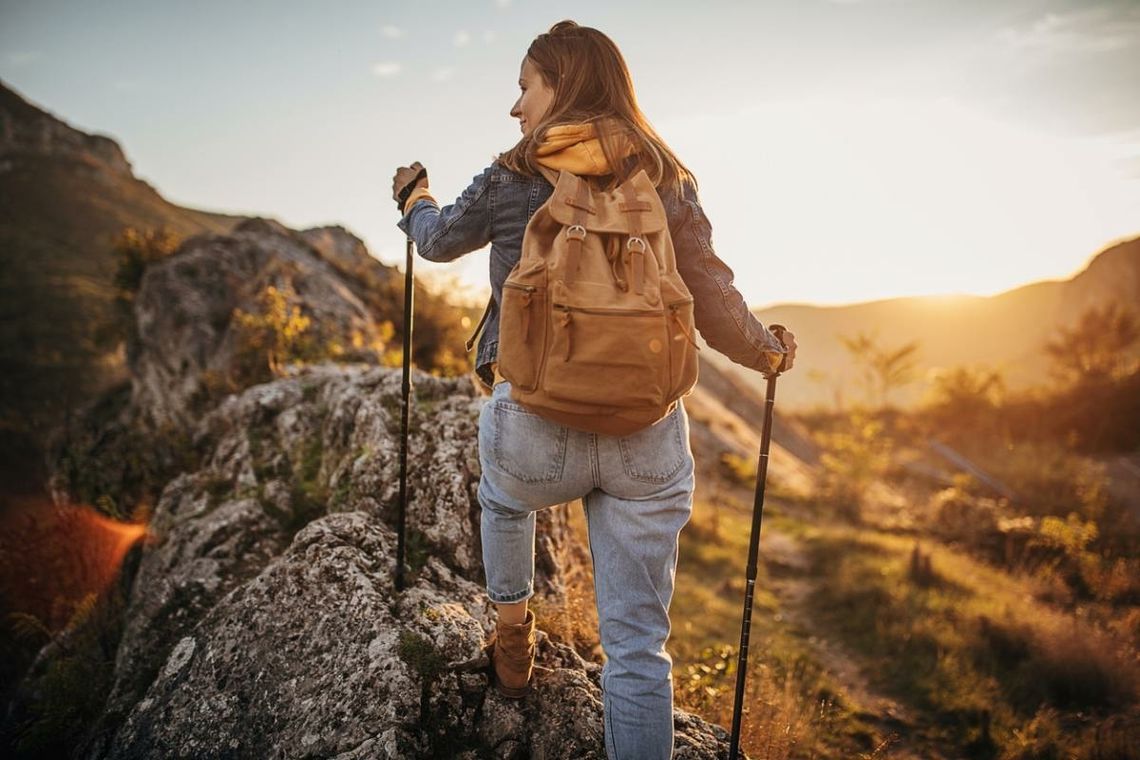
[498,282,547,392]
[544,304,669,407]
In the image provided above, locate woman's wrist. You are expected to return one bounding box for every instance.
[402,186,437,215]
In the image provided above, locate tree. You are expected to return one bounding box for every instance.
[926,365,1005,408]
[95,226,183,359]
[1043,302,1139,387]
[838,330,920,410]
[815,409,892,523]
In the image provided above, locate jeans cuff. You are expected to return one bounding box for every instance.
[487,584,534,604]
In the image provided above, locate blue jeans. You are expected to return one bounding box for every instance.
[478,380,696,760]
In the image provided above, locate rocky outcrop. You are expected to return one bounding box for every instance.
[65,363,734,759]
[128,218,392,431]
[0,101,742,752]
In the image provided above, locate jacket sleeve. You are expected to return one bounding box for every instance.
[396,165,493,262]
[667,182,788,372]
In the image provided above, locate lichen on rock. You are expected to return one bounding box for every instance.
[80,363,736,758]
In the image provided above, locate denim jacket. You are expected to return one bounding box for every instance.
[396,160,787,388]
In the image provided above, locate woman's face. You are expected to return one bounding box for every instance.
[510,56,555,138]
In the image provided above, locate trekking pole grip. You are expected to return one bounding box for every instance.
[768,323,789,374]
[395,167,428,212]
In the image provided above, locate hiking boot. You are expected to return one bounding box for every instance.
[485,608,536,698]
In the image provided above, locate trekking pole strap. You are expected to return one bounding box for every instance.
[465,296,494,353]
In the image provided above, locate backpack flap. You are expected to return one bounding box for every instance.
[546,169,671,306]
[546,169,667,235]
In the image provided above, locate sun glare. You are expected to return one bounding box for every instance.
[660,95,1140,306]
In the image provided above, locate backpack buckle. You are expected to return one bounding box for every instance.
[627,236,647,253]
[566,225,587,241]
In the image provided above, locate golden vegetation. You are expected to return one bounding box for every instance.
[666,303,1140,757]
[1044,302,1139,386]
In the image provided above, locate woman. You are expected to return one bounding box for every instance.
[391,20,797,760]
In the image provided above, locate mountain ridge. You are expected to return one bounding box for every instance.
[739,235,1140,410]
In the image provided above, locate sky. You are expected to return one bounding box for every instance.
[2,0,1138,308]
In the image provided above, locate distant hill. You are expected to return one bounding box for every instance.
[705,236,1140,411]
[0,79,253,491]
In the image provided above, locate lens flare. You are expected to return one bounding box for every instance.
[0,498,151,631]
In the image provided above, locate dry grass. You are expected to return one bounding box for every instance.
[681,655,853,760]
[801,522,1140,754]
[671,500,856,758]
[1001,705,1140,760]
[537,496,847,757]
[1017,614,1139,710]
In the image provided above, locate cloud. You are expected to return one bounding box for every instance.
[381,24,405,39]
[432,67,455,82]
[998,5,1140,54]
[483,30,498,44]
[970,3,1140,138]
[6,51,41,66]
[453,30,471,47]
[495,0,511,7]
[371,61,402,78]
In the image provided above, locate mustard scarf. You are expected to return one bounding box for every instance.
[534,122,638,176]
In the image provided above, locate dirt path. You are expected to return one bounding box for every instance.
[760,527,950,760]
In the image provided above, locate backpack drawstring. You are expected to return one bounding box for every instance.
[670,306,701,350]
[604,234,628,291]
[601,234,646,295]
[519,291,532,341]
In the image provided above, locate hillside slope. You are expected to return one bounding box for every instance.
[0,80,248,491]
[718,236,1140,411]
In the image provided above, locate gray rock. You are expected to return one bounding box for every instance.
[83,364,737,758]
[128,218,390,431]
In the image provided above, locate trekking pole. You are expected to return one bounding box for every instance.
[728,324,790,760]
[394,233,414,593]
[394,166,426,593]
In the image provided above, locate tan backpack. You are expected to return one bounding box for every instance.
[496,165,700,436]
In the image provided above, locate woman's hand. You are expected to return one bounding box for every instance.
[780,330,797,371]
[392,161,428,206]
[765,328,797,373]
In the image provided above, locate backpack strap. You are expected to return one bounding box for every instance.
[535,164,560,186]
[563,176,592,284]
[619,181,649,294]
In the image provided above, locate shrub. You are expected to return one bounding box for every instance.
[95,226,183,359]
[5,587,129,757]
[812,410,892,523]
[719,452,757,487]
[977,613,1139,714]
[928,486,1005,546]
[230,282,319,384]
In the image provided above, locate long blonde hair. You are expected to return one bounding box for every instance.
[496,20,697,197]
